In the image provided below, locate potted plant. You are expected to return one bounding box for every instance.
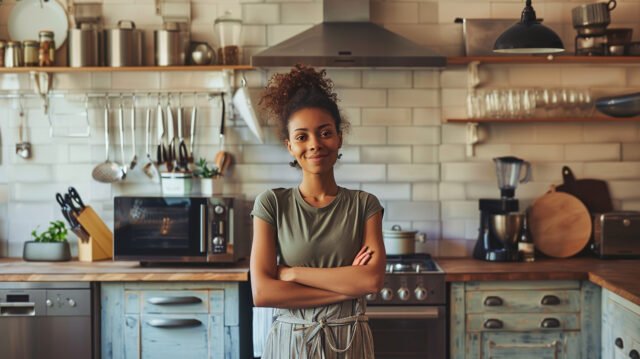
[23,220,71,262]
[193,158,223,196]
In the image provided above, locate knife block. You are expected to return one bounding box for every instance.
[75,206,113,262]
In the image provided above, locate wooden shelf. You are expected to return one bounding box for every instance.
[0,65,254,73]
[447,55,640,65]
[448,116,640,123]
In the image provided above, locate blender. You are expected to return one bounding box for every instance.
[472,156,531,261]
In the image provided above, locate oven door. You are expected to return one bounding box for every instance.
[367,305,446,359]
[114,197,208,259]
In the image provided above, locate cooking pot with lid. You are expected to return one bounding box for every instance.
[572,0,617,36]
[383,225,426,255]
[104,20,143,67]
[68,22,102,67]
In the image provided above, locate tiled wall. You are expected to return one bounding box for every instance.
[1,0,640,258]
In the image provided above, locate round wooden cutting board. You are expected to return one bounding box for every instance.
[529,190,592,258]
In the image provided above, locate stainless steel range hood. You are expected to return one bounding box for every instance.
[250,0,446,68]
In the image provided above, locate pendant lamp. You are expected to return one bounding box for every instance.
[493,0,564,54]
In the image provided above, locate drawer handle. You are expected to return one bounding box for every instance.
[630,350,640,359]
[147,296,202,305]
[484,296,503,307]
[540,318,561,329]
[615,337,624,349]
[483,319,503,329]
[147,318,202,328]
[540,295,561,306]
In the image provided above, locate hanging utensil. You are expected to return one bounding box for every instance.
[177,94,188,171]
[92,98,124,183]
[144,95,160,181]
[166,95,176,172]
[214,93,231,176]
[156,95,167,171]
[15,95,32,159]
[188,92,197,164]
[118,95,127,179]
[232,75,264,143]
[129,94,138,170]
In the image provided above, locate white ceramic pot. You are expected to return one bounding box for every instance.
[383,225,426,255]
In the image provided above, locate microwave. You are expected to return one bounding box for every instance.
[114,196,250,263]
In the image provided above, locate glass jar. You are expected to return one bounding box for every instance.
[5,41,23,68]
[23,40,39,66]
[214,11,242,65]
[38,30,55,66]
[0,40,5,67]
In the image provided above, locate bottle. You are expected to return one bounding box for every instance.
[518,214,535,262]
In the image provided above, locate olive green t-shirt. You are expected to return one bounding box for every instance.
[251,187,383,268]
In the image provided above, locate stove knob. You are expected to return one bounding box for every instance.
[67,299,76,307]
[45,299,53,307]
[397,287,410,301]
[214,205,225,215]
[365,293,377,301]
[212,236,224,246]
[380,288,394,301]
[414,286,428,301]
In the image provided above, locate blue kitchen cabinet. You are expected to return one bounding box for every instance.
[101,282,251,359]
[601,289,640,359]
[451,280,601,359]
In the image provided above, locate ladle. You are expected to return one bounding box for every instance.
[15,96,32,159]
[143,96,159,182]
[92,98,124,183]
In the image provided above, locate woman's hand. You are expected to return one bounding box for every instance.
[277,265,295,282]
[352,246,374,266]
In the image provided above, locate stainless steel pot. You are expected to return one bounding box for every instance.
[572,0,617,36]
[154,22,190,66]
[69,23,102,67]
[383,225,426,255]
[105,20,143,67]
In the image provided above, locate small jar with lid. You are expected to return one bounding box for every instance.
[214,12,242,65]
[5,41,23,68]
[23,40,39,66]
[38,30,55,66]
[0,40,6,67]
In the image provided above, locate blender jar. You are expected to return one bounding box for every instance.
[214,12,242,65]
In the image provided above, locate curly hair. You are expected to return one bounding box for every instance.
[259,64,349,141]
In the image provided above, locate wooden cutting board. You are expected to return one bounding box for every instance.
[556,166,613,214]
[529,188,592,258]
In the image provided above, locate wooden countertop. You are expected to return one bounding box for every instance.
[438,257,640,306]
[0,258,250,282]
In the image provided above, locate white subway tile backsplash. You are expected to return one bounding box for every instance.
[388,127,439,145]
[267,24,313,45]
[112,73,160,90]
[241,145,290,163]
[511,144,564,162]
[608,181,640,200]
[414,71,440,89]
[439,182,465,200]
[583,122,639,143]
[363,71,412,89]
[413,145,439,163]
[440,69,467,89]
[438,1,490,24]
[326,70,362,88]
[345,127,387,145]
[622,143,640,161]
[418,2,439,24]
[388,89,439,107]
[388,164,439,182]
[561,67,627,88]
[229,164,301,182]
[441,89,466,107]
[412,183,439,201]
[362,183,411,201]
[386,201,440,221]
[565,144,621,162]
[362,108,412,126]
[337,89,386,107]
[442,162,494,182]
[372,2,419,23]
[534,123,584,144]
[335,164,386,182]
[532,163,584,182]
[584,162,640,180]
[281,3,322,24]
[439,144,466,162]
[361,146,411,163]
[243,3,280,24]
[412,108,442,126]
[441,200,477,219]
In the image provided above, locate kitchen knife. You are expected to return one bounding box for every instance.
[156,100,167,167]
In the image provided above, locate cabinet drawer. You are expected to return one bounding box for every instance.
[466,290,580,314]
[467,313,580,332]
[141,314,209,359]
[474,331,580,359]
[140,290,209,314]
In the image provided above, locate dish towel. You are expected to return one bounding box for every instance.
[252,306,275,357]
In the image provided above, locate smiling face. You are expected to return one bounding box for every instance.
[286,107,342,175]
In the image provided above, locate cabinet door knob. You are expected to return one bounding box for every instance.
[540,318,561,329]
[630,350,639,359]
[483,319,503,329]
[484,296,503,307]
[540,295,561,306]
[615,337,624,349]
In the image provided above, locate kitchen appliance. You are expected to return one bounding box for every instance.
[575,33,607,56]
[472,156,531,262]
[154,22,190,66]
[104,20,143,67]
[0,282,100,359]
[592,211,640,258]
[251,0,445,67]
[366,253,446,359]
[114,196,250,264]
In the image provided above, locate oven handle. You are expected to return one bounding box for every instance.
[200,204,206,253]
[366,306,440,319]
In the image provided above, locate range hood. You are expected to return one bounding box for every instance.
[250,0,446,68]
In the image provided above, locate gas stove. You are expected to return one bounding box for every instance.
[366,253,445,306]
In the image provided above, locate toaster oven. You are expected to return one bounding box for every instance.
[114,196,250,263]
[592,211,640,258]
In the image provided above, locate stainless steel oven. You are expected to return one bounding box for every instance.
[114,196,250,264]
[365,254,446,359]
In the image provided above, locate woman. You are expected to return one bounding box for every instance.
[250,64,386,359]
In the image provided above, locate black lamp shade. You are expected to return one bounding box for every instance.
[494,21,564,54]
[493,0,564,54]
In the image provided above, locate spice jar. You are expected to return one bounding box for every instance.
[0,41,5,67]
[5,41,23,68]
[214,12,242,65]
[38,30,55,66]
[23,40,39,66]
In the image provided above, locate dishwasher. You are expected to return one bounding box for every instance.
[0,282,100,359]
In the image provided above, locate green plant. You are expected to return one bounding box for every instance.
[194,158,221,178]
[31,220,68,243]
